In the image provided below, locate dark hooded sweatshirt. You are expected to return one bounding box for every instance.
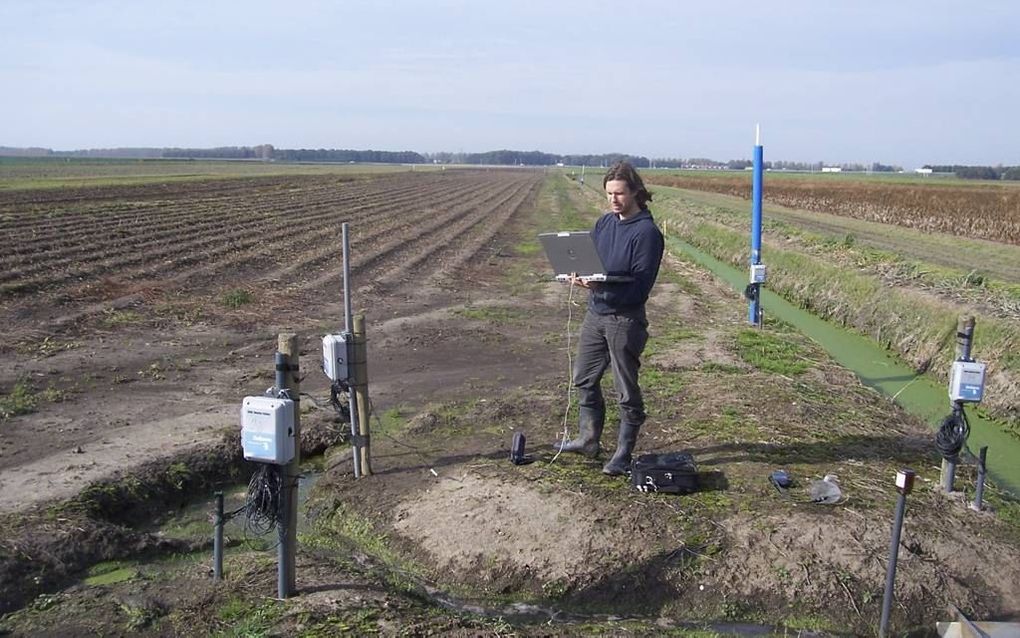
[588,208,664,315]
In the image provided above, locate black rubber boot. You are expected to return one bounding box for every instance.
[552,407,604,458]
[602,423,640,476]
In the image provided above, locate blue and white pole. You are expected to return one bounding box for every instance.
[748,124,765,326]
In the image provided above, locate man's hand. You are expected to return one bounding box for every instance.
[567,272,588,289]
[568,273,601,291]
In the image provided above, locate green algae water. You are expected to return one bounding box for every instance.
[667,236,1020,496]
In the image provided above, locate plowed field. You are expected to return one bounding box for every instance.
[0,168,544,510]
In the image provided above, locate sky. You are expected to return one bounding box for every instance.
[2,1,1019,168]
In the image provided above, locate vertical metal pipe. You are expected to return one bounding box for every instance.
[273,351,291,599]
[354,314,372,476]
[749,129,764,326]
[275,336,301,598]
[941,458,957,493]
[879,491,908,637]
[342,223,352,334]
[213,491,224,581]
[957,317,975,361]
[350,402,362,478]
[942,317,974,494]
[941,401,963,493]
[277,478,289,598]
[342,222,361,478]
[972,446,988,511]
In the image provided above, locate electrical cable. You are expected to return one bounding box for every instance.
[329,380,352,425]
[244,463,284,537]
[550,279,577,465]
[935,405,970,460]
[222,503,247,522]
[367,396,426,453]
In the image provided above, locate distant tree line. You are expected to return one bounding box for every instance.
[16,145,1014,177]
[162,145,425,163]
[0,145,424,164]
[923,164,1020,180]
[422,150,652,167]
[271,148,424,163]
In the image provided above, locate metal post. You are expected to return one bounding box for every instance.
[971,446,988,511]
[276,335,301,598]
[941,316,975,493]
[213,491,224,581]
[749,125,764,327]
[342,223,353,334]
[342,223,362,478]
[880,469,915,638]
[957,316,975,361]
[353,314,372,476]
[941,402,962,493]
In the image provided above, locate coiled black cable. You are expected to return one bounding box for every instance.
[935,407,970,460]
[244,464,283,537]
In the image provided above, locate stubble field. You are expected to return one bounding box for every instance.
[648,171,1020,245]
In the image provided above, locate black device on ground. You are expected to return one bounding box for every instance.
[510,431,533,465]
[631,452,698,493]
[769,469,792,489]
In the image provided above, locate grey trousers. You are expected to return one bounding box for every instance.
[573,309,649,427]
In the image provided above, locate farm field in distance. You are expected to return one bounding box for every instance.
[1,161,1019,635]
[647,169,1020,245]
[0,156,421,190]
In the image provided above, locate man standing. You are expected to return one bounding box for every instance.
[558,161,665,475]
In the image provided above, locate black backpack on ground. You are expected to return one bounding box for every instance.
[631,452,699,494]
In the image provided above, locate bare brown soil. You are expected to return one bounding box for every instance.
[1,170,1019,636]
[0,169,543,511]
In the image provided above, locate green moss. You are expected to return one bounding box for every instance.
[540,455,626,492]
[213,598,284,637]
[221,288,254,308]
[165,462,192,490]
[299,609,380,636]
[640,367,686,395]
[98,308,143,327]
[699,362,743,374]
[84,566,138,586]
[453,305,526,325]
[0,379,40,419]
[735,329,811,376]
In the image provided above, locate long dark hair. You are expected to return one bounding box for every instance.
[602,161,653,208]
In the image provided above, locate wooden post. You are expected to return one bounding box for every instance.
[278,333,300,593]
[353,315,372,476]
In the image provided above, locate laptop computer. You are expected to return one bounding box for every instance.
[538,232,634,283]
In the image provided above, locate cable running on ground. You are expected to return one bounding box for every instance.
[550,280,577,465]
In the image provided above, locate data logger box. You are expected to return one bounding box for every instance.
[240,396,295,464]
[948,360,986,403]
[322,333,352,382]
[750,263,767,284]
